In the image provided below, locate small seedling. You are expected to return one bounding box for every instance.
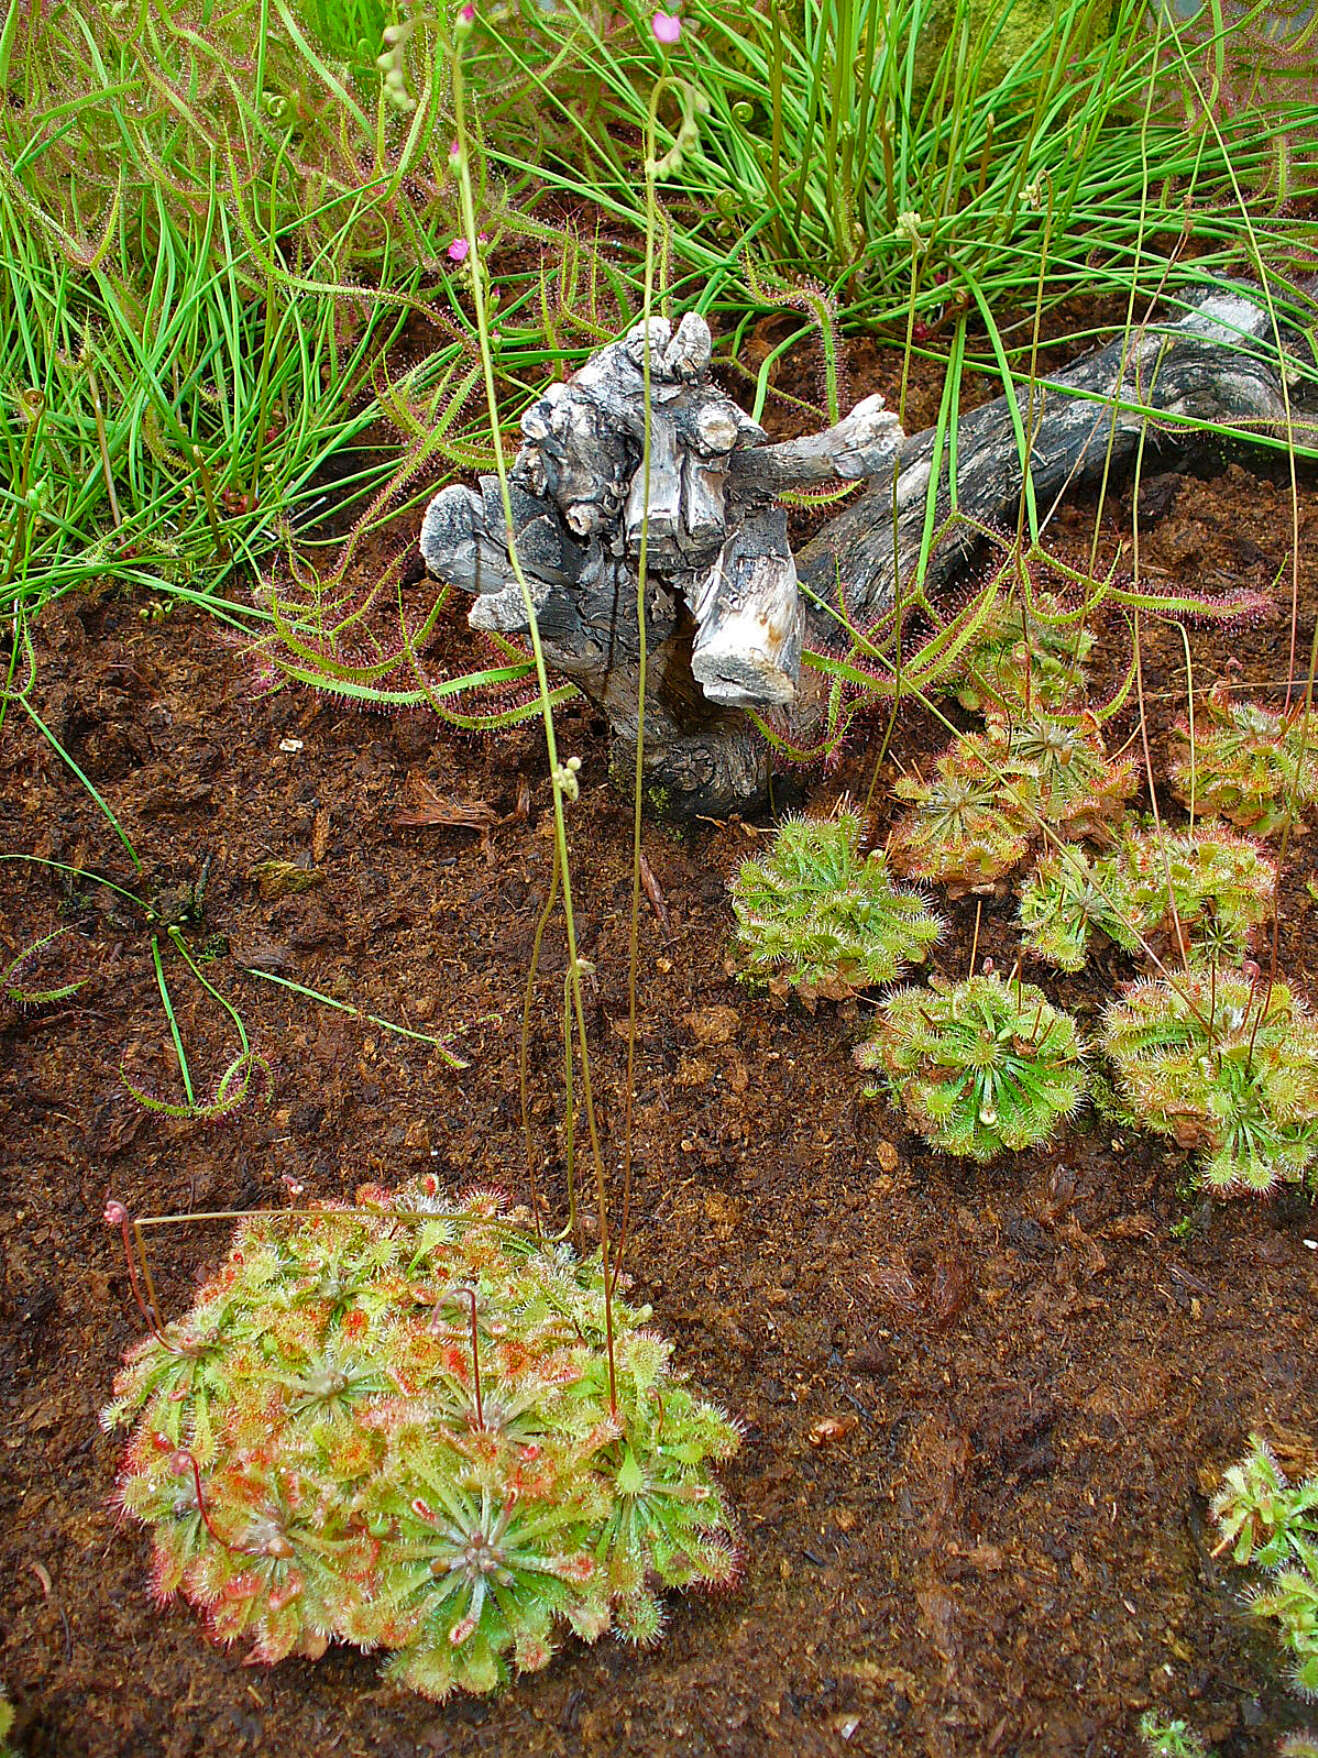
[891,713,1133,890]
[1141,1715,1318,1758]
[1018,820,1276,972]
[1139,1715,1210,1758]
[103,1179,741,1702]
[1101,971,1318,1194]
[1210,1435,1318,1700]
[854,971,1088,1161]
[2,854,267,1121]
[728,807,942,1002]
[1170,685,1318,837]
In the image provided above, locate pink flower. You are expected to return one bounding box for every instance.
[459,2,475,17]
[447,237,471,263]
[652,11,681,44]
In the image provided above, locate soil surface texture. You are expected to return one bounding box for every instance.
[2,326,1317,1758]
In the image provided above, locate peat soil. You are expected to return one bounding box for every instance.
[2,335,1318,1758]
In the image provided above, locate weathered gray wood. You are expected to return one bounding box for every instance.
[727,394,902,496]
[688,507,801,709]
[421,284,1317,818]
[421,311,901,815]
[797,284,1316,625]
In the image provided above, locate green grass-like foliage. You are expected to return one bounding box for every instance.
[1101,972,1318,1194]
[728,808,942,1002]
[1171,686,1318,837]
[0,0,643,631]
[855,971,1088,1161]
[1018,819,1277,973]
[481,0,1318,320]
[1211,1435,1318,1701]
[950,591,1093,715]
[102,1180,741,1701]
[891,713,1134,889]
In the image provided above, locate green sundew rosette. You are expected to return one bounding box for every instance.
[1210,1435,1318,1703]
[729,808,943,1002]
[1170,688,1318,838]
[1018,820,1275,974]
[1017,845,1114,973]
[102,1179,741,1701]
[856,971,1088,1161]
[1101,971,1318,1194]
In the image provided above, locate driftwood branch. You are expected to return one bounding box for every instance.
[796,284,1317,625]
[421,282,1317,818]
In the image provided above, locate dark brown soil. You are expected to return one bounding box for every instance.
[2,336,1317,1758]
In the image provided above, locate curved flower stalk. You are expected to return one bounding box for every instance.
[1170,685,1318,836]
[1100,973,1318,1194]
[728,806,943,1003]
[102,1180,740,1701]
[855,972,1088,1161]
[890,712,1134,891]
[1018,820,1276,973]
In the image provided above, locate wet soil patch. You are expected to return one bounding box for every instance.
[2,338,1317,1758]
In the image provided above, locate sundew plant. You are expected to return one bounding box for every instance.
[103,1181,742,1700]
[1101,972,1318,1194]
[889,712,1134,890]
[728,807,943,1001]
[1017,819,1277,972]
[1211,1435,1318,1701]
[856,972,1089,1161]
